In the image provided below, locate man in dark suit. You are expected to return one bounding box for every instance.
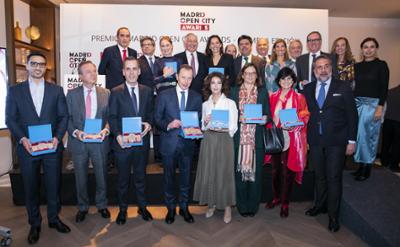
[174,33,207,94]
[233,35,265,87]
[138,36,159,89]
[66,61,111,223]
[302,55,358,232]
[98,27,137,90]
[295,31,337,89]
[6,52,70,244]
[154,65,202,224]
[256,37,271,64]
[108,57,154,224]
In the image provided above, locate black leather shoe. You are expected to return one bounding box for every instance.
[75,210,88,223]
[351,165,363,177]
[165,209,176,224]
[179,208,194,223]
[239,212,248,217]
[247,212,255,217]
[305,206,327,216]
[98,208,111,219]
[138,207,153,221]
[48,220,71,233]
[328,217,340,232]
[116,210,127,225]
[355,166,371,181]
[27,226,41,244]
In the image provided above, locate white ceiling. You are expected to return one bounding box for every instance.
[50,0,400,18]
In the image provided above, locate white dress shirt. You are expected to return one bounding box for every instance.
[201,94,238,137]
[176,85,188,110]
[28,77,45,117]
[145,55,156,67]
[83,85,97,119]
[126,81,140,110]
[308,51,321,81]
[185,50,198,75]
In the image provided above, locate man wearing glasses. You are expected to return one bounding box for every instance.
[296,31,337,89]
[6,52,70,245]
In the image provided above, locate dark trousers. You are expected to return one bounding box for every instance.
[271,151,296,204]
[162,139,194,210]
[18,145,62,227]
[115,145,149,210]
[309,145,346,219]
[381,119,400,168]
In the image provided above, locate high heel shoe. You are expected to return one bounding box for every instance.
[205,206,216,218]
[224,207,232,224]
[265,198,280,209]
[280,204,289,218]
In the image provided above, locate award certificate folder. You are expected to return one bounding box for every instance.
[164,61,177,78]
[243,104,263,124]
[208,67,225,75]
[180,111,203,139]
[83,119,103,143]
[28,124,56,156]
[210,109,229,131]
[122,117,143,147]
[279,108,304,127]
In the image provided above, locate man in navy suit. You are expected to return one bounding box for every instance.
[174,33,207,94]
[302,55,358,232]
[108,57,154,224]
[98,27,137,90]
[138,36,159,89]
[6,52,70,244]
[154,65,202,224]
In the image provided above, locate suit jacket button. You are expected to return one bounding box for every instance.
[319,110,323,113]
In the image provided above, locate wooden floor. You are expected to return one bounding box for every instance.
[0,187,367,247]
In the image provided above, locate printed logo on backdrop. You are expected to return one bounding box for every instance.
[68,51,92,73]
[180,11,216,31]
[63,74,105,95]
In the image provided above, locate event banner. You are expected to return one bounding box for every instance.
[60,4,328,84]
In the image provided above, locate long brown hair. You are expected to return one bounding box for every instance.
[202,72,230,99]
[270,39,289,62]
[236,63,263,87]
[330,37,353,63]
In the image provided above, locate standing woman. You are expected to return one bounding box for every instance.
[153,36,182,93]
[193,72,238,224]
[331,37,355,89]
[230,63,270,217]
[264,67,309,218]
[265,39,297,94]
[205,35,235,86]
[353,37,389,181]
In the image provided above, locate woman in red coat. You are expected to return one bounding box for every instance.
[264,67,309,218]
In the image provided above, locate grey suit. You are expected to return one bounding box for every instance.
[66,85,110,211]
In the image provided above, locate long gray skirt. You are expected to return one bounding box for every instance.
[193,130,236,209]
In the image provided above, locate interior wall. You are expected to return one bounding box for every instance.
[329,17,400,88]
[0,0,6,47]
[13,0,30,43]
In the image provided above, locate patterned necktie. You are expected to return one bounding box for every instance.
[131,87,138,115]
[149,57,155,74]
[311,54,317,82]
[85,89,92,118]
[122,49,127,61]
[190,53,196,78]
[244,56,249,65]
[180,91,186,111]
[317,82,327,109]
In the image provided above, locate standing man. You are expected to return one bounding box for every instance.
[233,35,265,86]
[66,61,111,223]
[138,36,159,89]
[256,37,270,64]
[154,65,202,224]
[6,52,70,244]
[98,27,137,90]
[174,33,207,94]
[295,31,336,88]
[288,39,303,62]
[109,57,154,224]
[302,55,358,232]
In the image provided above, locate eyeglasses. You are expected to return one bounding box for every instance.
[29,61,46,68]
[307,39,321,43]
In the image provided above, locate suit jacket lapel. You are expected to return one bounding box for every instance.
[39,82,50,119]
[22,81,39,119]
[78,86,86,120]
[123,83,136,115]
[323,79,338,108]
[310,82,319,108]
[115,45,123,66]
[138,84,146,116]
[94,87,102,119]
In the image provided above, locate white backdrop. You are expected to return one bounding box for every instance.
[60,4,328,83]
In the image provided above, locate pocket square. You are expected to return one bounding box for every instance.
[333,93,342,96]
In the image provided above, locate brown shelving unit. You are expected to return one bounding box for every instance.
[15,40,51,52]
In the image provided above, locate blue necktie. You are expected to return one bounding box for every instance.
[149,57,155,74]
[317,82,327,109]
[131,87,138,115]
[180,91,186,111]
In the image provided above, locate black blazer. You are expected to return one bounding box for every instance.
[205,53,235,86]
[302,78,358,147]
[138,55,159,89]
[108,83,153,151]
[233,55,266,87]
[98,45,137,90]
[295,52,338,82]
[6,81,68,150]
[174,51,207,94]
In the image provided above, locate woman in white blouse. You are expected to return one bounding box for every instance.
[193,72,238,224]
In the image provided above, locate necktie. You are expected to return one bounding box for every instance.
[131,87,138,115]
[244,56,249,65]
[149,57,155,74]
[180,91,186,111]
[317,82,327,109]
[85,89,92,118]
[311,54,317,82]
[122,49,127,61]
[190,53,196,78]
